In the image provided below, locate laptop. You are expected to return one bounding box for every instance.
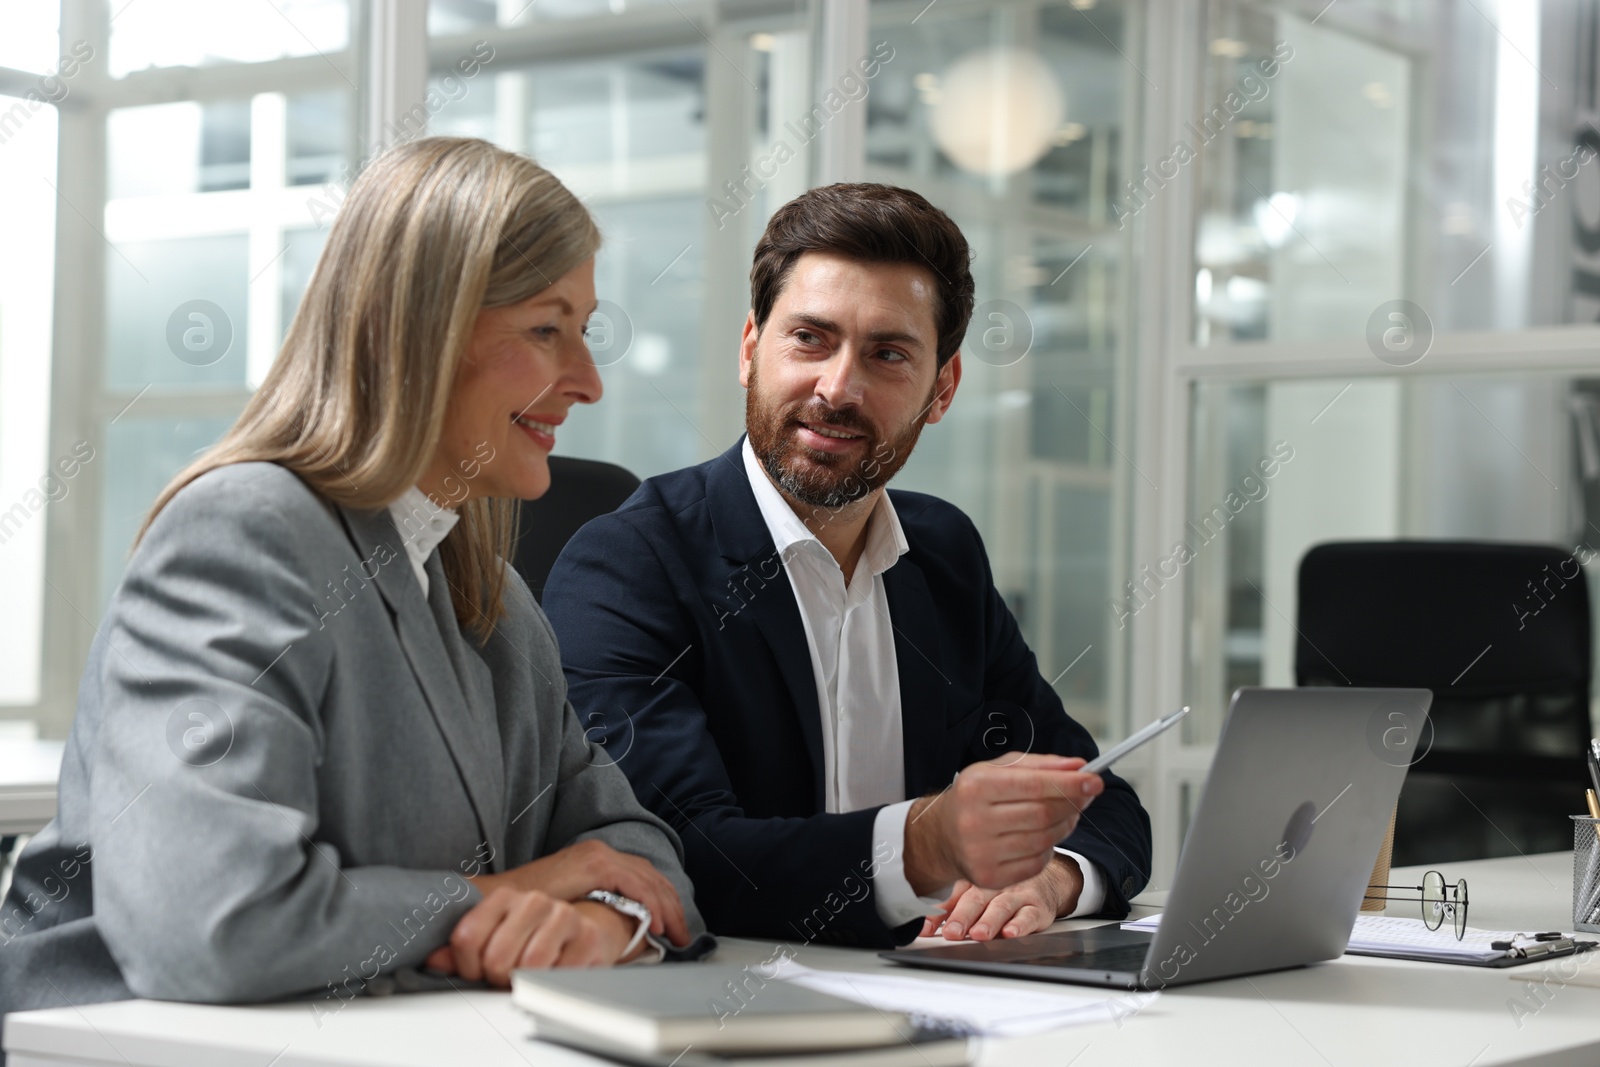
[881,686,1433,990]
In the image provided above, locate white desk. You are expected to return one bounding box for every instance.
[8,853,1600,1067]
[0,740,62,837]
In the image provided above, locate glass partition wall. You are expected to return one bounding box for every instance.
[428,0,1148,750]
[1171,0,1600,865]
[862,0,1141,741]
[1,0,359,732]
[0,1,65,715]
[9,0,1145,760]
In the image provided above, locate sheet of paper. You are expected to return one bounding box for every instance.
[1343,915,1519,961]
[1124,913,1552,963]
[773,960,1156,1038]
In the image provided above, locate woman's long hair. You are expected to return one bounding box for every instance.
[140,137,600,640]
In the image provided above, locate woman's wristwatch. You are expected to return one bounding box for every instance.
[584,890,659,962]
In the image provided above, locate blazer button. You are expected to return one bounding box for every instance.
[1121,875,1136,896]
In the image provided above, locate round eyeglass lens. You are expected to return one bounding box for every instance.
[1422,870,1446,931]
[1453,879,1468,939]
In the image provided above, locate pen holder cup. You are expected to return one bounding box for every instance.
[1361,805,1398,912]
[1572,816,1600,934]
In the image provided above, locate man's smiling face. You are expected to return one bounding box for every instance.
[739,251,961,509]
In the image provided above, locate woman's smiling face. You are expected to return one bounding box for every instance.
[421,258,602,505]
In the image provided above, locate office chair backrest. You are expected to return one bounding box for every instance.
[1296,540,1593,865]
[512,455,640,603]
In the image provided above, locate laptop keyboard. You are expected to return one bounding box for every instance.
[1017,943,1150,971]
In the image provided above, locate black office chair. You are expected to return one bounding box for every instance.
[511,456,640,603]
[1295,541,1593,866]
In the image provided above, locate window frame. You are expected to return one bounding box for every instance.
[28,0,364,736]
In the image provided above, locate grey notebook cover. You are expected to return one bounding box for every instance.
[528,1016,973,1067]
[512,965,909,1052]
[513,965,881,1017]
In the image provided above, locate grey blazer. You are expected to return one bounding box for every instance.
[0,462,704,1020]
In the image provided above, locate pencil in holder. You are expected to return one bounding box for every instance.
[1572,816,1600,934]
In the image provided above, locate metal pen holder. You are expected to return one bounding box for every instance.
[1572,816,1600,934]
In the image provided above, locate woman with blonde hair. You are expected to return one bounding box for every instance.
[0,137,704,1023]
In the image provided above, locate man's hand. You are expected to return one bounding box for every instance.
[919,854,1084,941]
[424,888,640,985]
[467,839,690,947]
[902,752,1101,896]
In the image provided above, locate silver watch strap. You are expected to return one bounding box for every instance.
[584,891,652,961]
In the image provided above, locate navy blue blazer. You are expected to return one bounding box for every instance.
[542,440,1152,948]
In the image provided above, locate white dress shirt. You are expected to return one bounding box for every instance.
[741,439,1104,927]
[386,486,459,597]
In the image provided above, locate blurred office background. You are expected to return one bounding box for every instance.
[4,0,1600,882]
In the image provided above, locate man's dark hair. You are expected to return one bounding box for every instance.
[749,183,975,368]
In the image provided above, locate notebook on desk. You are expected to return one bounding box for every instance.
[511,966,971,1067]
[1122,914,1595,968]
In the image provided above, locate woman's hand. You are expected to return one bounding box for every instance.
[468,839,690,947]
[424,888,640,985]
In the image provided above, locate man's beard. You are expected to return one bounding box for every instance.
[744,360,932,511]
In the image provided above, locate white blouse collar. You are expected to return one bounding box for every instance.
[385,486,460,597]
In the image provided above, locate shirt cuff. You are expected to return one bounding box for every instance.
[631,932,667,965]
[1053,847,1106,917]
[872,800,953,927]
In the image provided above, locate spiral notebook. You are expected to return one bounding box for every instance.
[1121,914,1596,968]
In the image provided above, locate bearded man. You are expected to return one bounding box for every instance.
[542,183,1152,948]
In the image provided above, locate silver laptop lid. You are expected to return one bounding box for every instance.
[1142,686,1432,988]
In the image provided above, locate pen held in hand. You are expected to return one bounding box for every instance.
[1080,706,1189,775]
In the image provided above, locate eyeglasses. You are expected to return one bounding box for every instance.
[1364,871,1470,939]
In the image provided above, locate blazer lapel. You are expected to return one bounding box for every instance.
[705,440,826,805]
[422,552,508,859]
[883,555,951,800]
[746,594,826,809]
[336,505,507,869]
